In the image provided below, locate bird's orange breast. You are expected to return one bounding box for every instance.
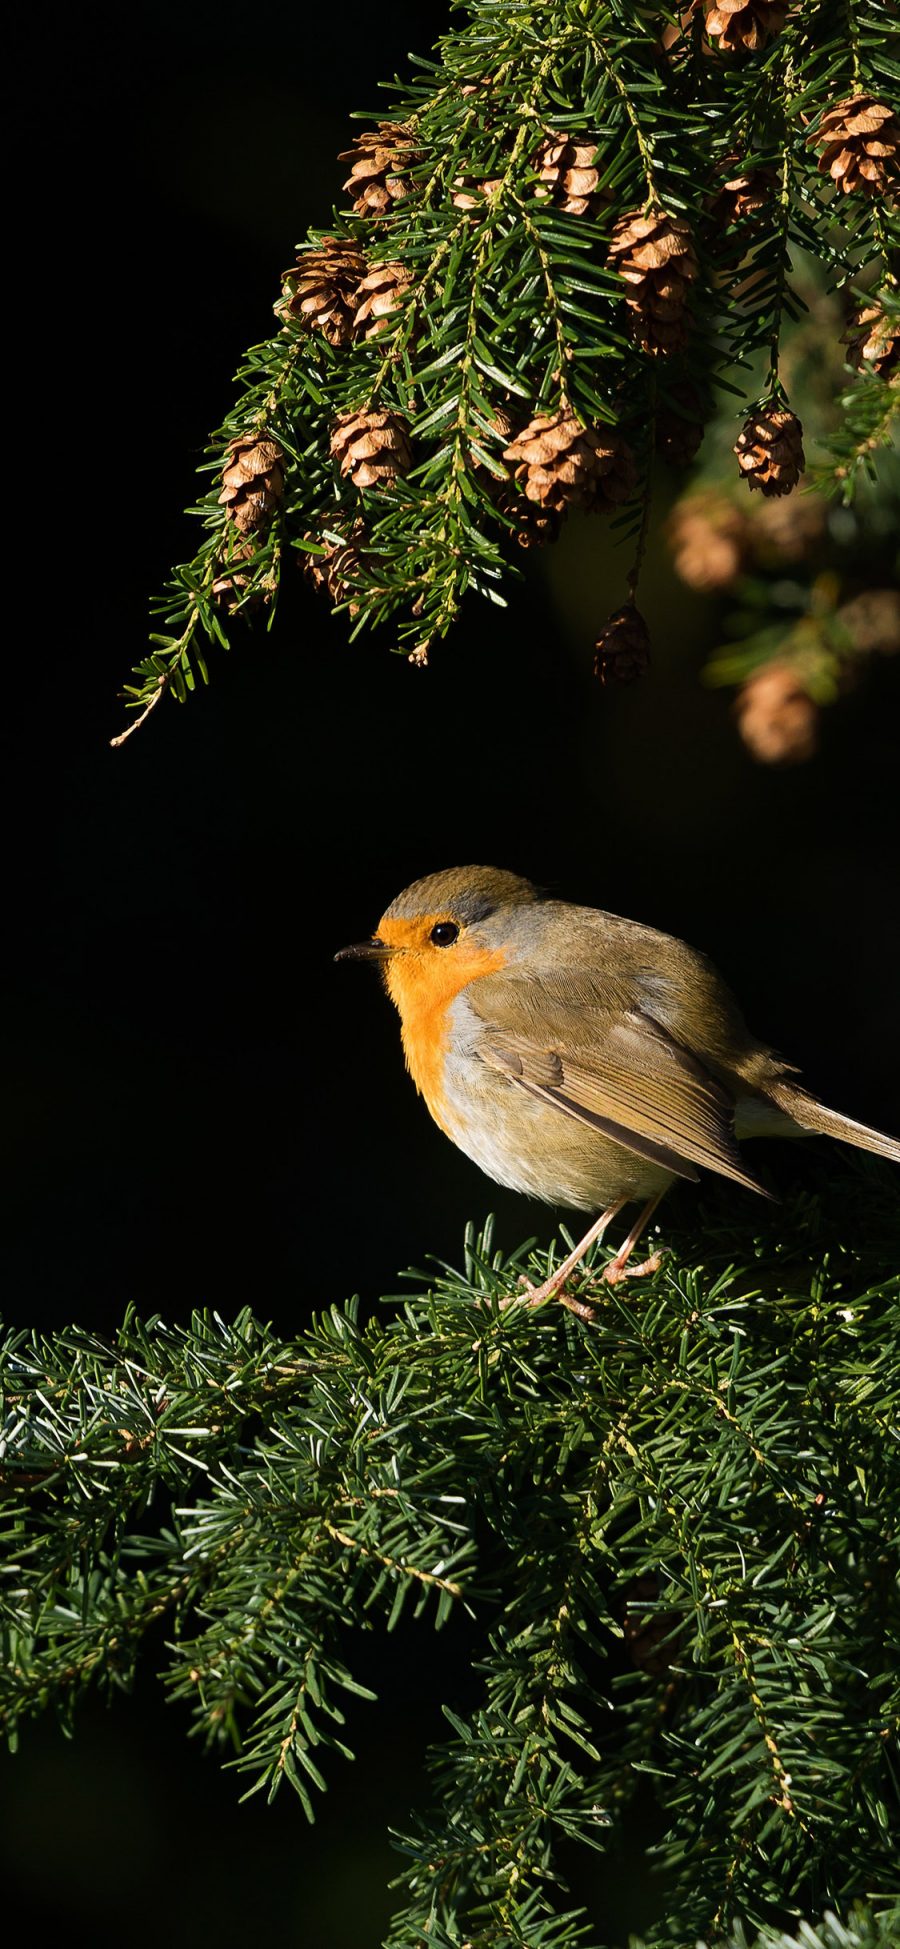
[377,915,506,1134]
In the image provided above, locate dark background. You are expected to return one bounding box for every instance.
[4,4,898,1943]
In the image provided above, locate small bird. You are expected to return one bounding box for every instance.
[336,867,899,1315]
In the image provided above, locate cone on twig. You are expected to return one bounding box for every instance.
[450,175,502,211]
[503,412,636,514]
[330,408,412,488]
[340,123,419,217]
[218,435,285,534]
[302,521,367,613]
[736,662,818,764]
[666,490,747,591]
[843,303,899,379]
[703,1,787,53]
[212,538,266,612]
[734,404,804,497]
[608,210,698,355]
[707,163,775,231]
[810,96,900,198]
[594,604,651,684]
[278,239,366,348]
[352,262,413,339]
[533,132,603,217]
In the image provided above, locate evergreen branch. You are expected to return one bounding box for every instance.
[113,0,900,733]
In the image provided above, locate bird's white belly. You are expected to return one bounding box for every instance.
[439,1021,671,1213]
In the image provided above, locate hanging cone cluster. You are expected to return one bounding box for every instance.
[303,521,367,612]
[736,662,818,764]
[353,262,413,338]
[218,435,285,534]
[593,604,651,684]
[533,132,602,216]
[278,239,366,348]
[734,404,804,497]
[330,408,412,488]
[608,210,698,355]
[656,381,708,467]
[843,302,899,378]
[703,1,787,52]
[503,412,635,514]
[810,96,900,197]
[340,123,419,217]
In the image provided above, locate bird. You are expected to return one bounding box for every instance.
[336,866,900,1316]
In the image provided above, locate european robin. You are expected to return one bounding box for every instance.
[336,866,899,1316]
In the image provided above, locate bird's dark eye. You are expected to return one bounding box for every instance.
[430,921,459,947]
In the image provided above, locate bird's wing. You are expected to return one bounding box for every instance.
[473,978,771,1195]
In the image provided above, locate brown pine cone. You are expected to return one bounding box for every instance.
[704,0,787,52]
[656,381,708,466]
[278,238,366,348]
[503,412,635,514]
[352,262,413,339]
[835,589,900,658]
[330,408,412,488]
[340,123,419,218]
[450,175,502,211]
[666,490,747,591]
[212,537,263,612]
[747,490,826,565]
[302,521,367,613]
[843,303,899,378]
[533,132,603,217]
[736,661,818,763]
[594,604,651,683]
[218,434,285,534]
[608,210,698,355]
[810,96,900,198]
[707,163,776,230]
[734,404,804,496]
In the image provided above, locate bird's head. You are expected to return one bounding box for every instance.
[334,866,538,1016]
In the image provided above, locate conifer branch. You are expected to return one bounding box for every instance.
[114,0,900,737]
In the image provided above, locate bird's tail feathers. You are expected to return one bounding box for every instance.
[765,1081,900,1164]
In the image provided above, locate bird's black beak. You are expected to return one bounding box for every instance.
[334,937,395,963]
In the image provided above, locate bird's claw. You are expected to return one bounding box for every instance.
[602,1248,666,1287]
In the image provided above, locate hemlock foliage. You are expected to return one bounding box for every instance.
[2,1164,899,1945]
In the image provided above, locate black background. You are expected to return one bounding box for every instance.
[4,5,898,1942]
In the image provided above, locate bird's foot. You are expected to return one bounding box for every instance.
[601,1248,666,1287]
[513,1272,596,1320]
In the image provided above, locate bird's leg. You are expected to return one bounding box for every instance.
[601,1190,666,1285]
[514,1200,628,1315]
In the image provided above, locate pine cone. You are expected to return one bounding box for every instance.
[835,589,900,658]
[450,175,502,211]
[810,96,900,198]
[594,604,651,684]
[656,381,708,466]
[747,490,826,565]
[330,408,412,488]
[352,262,413,338]
[533,132,602,217]
[212,537,263,612]
[303,521,367,613]
[843,302,899,378]
[703,0,787,52]
[608,210,698,355]
[734,404,804,496]
[707,164,775,230]
[736,662,818,764]
[503,413,635,514]
[278,238,366,348]
[218,435,285,534]
[666,490,746,591]
[340,123,419,218]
